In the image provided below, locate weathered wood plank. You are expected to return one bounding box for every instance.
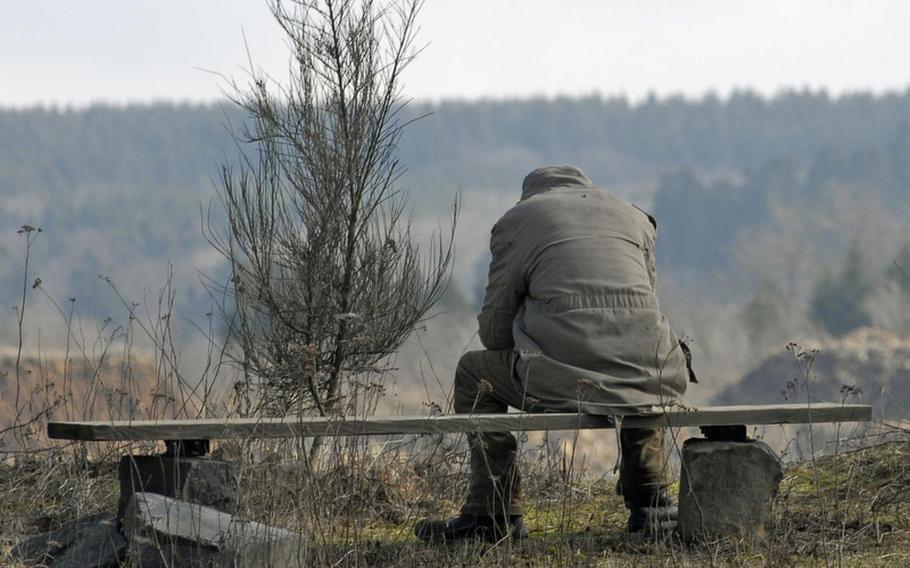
[47,403,872,442]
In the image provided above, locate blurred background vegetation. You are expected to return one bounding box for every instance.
[2,90,909,420]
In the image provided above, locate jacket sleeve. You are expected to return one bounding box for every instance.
[640,211,658,293]
[477,219,526,350]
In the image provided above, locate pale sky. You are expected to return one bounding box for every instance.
[2,0,909,108]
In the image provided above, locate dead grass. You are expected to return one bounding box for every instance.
[2,428,908,566]
[197,430,910,567]
[0,450,119,561]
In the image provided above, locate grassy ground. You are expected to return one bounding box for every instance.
[278,437,909,567]
[2,433,908,567]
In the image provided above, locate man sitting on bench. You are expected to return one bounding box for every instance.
[416,165,693,542]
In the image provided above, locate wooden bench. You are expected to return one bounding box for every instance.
[47,403,872,540]
[48,402,871,452]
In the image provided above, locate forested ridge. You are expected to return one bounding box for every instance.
[2,89,910,348]
[4,89,910,201]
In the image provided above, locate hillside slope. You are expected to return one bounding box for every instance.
[713,327,910,419]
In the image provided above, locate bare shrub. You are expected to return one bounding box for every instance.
[208,0,455,417]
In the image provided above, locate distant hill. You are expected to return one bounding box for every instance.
[712,328,910,420]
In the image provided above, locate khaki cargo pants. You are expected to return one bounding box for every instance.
[454,349,670,517]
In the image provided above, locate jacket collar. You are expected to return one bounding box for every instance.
[521,165,594,200]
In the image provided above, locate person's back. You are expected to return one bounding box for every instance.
[479,165,688,412]
[416,165,690,543]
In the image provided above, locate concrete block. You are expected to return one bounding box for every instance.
[123,492,304,567]
[7,514,126,568]
[678,438,783,541]
[127,538,218,568]
[118,455,239,518]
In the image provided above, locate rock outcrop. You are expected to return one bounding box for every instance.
[714,327,910,418]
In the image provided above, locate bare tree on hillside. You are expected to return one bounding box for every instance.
[209,0,455,417]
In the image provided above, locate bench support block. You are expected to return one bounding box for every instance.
[678,437,783,541]
[164,439,210,457]
[699,424,749,442]
[117,455,240,520]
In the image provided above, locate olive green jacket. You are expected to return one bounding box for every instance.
[478,165,688,413]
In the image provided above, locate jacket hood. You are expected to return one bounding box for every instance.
[521,165,594,200]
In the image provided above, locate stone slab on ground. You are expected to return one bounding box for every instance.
[6,514,126,567]
[126,538,219,568]
[678,438,784,541]
[123,492,304,567]
[117,455,239,518]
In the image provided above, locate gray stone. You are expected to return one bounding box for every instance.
[118,455,239,518]
[127,537,218,568]
[123,492,304,567]
[7,514,126,567]
[678,438,784,541]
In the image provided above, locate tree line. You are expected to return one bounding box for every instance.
[1,90,909,338]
